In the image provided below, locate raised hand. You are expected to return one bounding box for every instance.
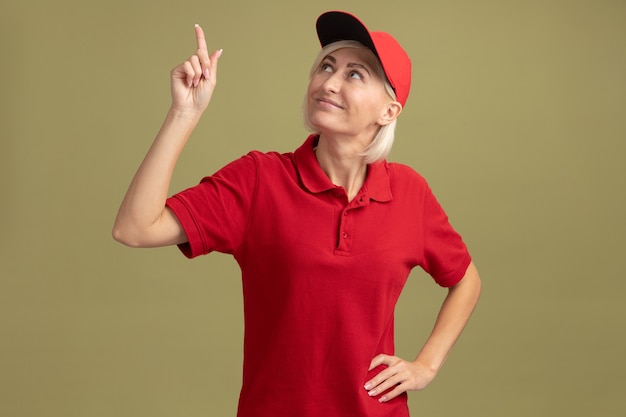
[112,25,224,248]
[170,24,223,115]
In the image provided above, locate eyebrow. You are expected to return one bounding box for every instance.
[322,54,372,75]
[347,62,371,75]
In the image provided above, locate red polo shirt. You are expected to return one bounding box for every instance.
[166,134,471,417]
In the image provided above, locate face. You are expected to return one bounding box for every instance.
[306,47,395,141]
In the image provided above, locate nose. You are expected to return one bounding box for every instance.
[322,71,342,93]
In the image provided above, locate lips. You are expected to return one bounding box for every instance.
[317,96,344,109]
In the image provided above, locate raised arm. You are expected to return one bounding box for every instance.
[112,25,222,248]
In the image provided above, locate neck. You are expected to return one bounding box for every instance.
[315,134,369,201]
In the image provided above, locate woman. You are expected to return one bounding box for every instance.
[113,10,481,417]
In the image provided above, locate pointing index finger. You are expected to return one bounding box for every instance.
[194,24,208,52]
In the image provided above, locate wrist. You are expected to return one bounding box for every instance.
[412,356,441,376]
[167,106,204,123]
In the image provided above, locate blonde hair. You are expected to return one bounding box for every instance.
[303,40,399,163]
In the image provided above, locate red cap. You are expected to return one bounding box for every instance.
[316,11,412,107]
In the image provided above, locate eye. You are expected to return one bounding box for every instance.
[320,63,333,72]
[349,70,363,80]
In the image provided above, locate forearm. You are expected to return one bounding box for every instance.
[414,261,482,374]
[112,108,201,246]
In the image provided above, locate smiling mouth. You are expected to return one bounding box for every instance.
[317,97,344,109]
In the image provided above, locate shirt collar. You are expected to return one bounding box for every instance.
[294,134,393,203]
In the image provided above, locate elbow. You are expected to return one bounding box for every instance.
[111,225,129,246]
[111,222,142,248]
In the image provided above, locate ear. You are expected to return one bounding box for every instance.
[377,101,403,126]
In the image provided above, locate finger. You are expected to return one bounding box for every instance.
[204,48,223,79]
[194,24,208,53]
[194,27,211,79]
[364,364,398,391]
[182,61,195,88]
[378,383,407,403]
[194,24,221,81]
[366,370,402,397]
[368,353,393,371]
[189,54,202,86]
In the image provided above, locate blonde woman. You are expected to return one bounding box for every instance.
[114,11,481,417]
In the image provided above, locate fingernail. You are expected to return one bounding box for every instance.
[204,68,210,78]
[368,390,377,397]
[364,383,372,390]
[379,396,388,403]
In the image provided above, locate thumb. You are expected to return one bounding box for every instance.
[204,48,223,80]
[369,353,391,371]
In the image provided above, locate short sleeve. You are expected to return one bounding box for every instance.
[165,153,258,258]
[420,186,472,287]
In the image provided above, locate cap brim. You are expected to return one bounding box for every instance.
[316,11,380,61]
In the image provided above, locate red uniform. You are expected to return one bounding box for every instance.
[166,134,471,417]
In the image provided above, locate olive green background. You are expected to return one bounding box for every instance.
[1,0,624,416]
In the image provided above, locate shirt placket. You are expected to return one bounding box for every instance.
[335,189,368,255]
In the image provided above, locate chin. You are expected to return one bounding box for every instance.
[308,112,337,133]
